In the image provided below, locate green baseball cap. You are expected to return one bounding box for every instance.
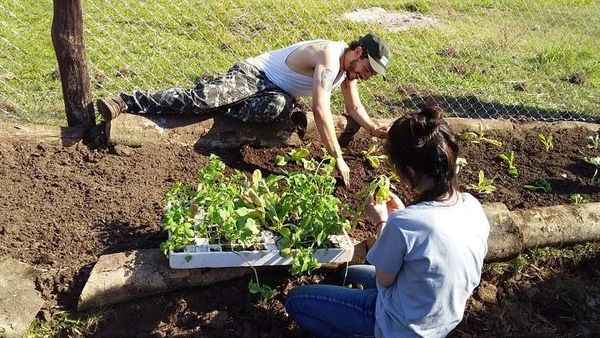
[359,33,390,76]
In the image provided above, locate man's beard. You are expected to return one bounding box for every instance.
[345,59,362,80]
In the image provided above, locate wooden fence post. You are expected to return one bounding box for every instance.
[51,0,95,130]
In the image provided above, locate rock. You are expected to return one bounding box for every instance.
[113,145,132,156]
[0,256,45,338]
[476,282,498,304]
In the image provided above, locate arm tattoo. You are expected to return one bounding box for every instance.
[320,68,335,91]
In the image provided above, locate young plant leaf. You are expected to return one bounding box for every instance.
[537,133,554,152]
[275,155,288,166]
[568,193,589,204]
[523,179,552,192]
[468,170,496,194]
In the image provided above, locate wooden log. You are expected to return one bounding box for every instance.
[483,203,524,261]
[51,0,94,130]
[511,202,600,248]
[77,249,252,311]
[106,112,366,149]
[107,113,599,150]
[0,122,84,146]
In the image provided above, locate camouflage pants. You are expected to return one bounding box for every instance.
[120,62,295,122]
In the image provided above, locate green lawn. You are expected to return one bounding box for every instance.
[0,0,598,125]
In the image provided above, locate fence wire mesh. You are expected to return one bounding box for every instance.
[1,0,599,125]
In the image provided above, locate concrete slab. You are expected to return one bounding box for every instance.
[0,256,44,338]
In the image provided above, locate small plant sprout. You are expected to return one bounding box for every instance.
[275,155,287,166]
[459,124,503,147]
[468,170,496,194]
[274,144,312,166]
[498,150,518,178]
[455,157,467,174]
[362,143,388,169]
[353,175,393,226]
[537,133,554,152]
[583,156,600,184]
[523,179,552,192]
[568,193,589,204]
[587,135,600,150]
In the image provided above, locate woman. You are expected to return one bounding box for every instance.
[285,106,490,337]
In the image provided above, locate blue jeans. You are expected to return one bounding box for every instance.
[285,265,378,338]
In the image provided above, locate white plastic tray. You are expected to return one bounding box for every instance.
[169,230,354,269]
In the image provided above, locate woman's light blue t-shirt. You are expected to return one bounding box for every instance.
[366,193,490,338]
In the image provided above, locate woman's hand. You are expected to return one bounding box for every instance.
[386,192,405,213]
[366,192,405,225]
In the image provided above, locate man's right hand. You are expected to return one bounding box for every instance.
[335,157,350,186]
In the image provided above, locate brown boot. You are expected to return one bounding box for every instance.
[97,96,127,121]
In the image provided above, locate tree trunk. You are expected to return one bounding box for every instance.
[51,0,95,130]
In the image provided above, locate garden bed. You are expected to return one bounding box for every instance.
[0,120,598,336]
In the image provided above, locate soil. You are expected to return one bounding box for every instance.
[1,122,599,337]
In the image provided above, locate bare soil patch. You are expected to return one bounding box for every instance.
[1,122,599,336]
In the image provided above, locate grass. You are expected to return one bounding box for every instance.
[0,0,598,125]
[23,309,104,337]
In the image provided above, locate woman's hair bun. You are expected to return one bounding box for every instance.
[420,106,443,125]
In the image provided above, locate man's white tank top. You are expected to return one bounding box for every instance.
[246,40,347,98]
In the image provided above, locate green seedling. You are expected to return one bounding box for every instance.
[498,150,518,178]
[275,155,287,166]
[362,144,388,169]
[524,179,552,192]
[357,175,392,204]
[459,124,502,147]
[537,133,554,152]
[274,144,312,166]
[248,279,275,301]
[568,194,589,204]
[468,170,496,194]
[455,157,468,174]
[353,175,393,227]
[162,155,348,277]
[587,135,600,150]
[583,156,600,184]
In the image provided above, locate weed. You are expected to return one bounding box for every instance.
[568,193,589,204]
[24,310,103,337]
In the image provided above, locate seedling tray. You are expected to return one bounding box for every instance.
[169,230,354,269]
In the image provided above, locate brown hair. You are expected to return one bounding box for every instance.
[348,38,368,59]
[385,106,459,204]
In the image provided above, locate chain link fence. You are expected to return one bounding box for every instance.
[1,0,599,125]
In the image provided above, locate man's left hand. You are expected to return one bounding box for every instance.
[370,126,388,139]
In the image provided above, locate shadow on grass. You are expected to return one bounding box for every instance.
[393,91,600,123]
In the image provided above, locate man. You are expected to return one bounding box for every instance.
[97,33,390,185]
